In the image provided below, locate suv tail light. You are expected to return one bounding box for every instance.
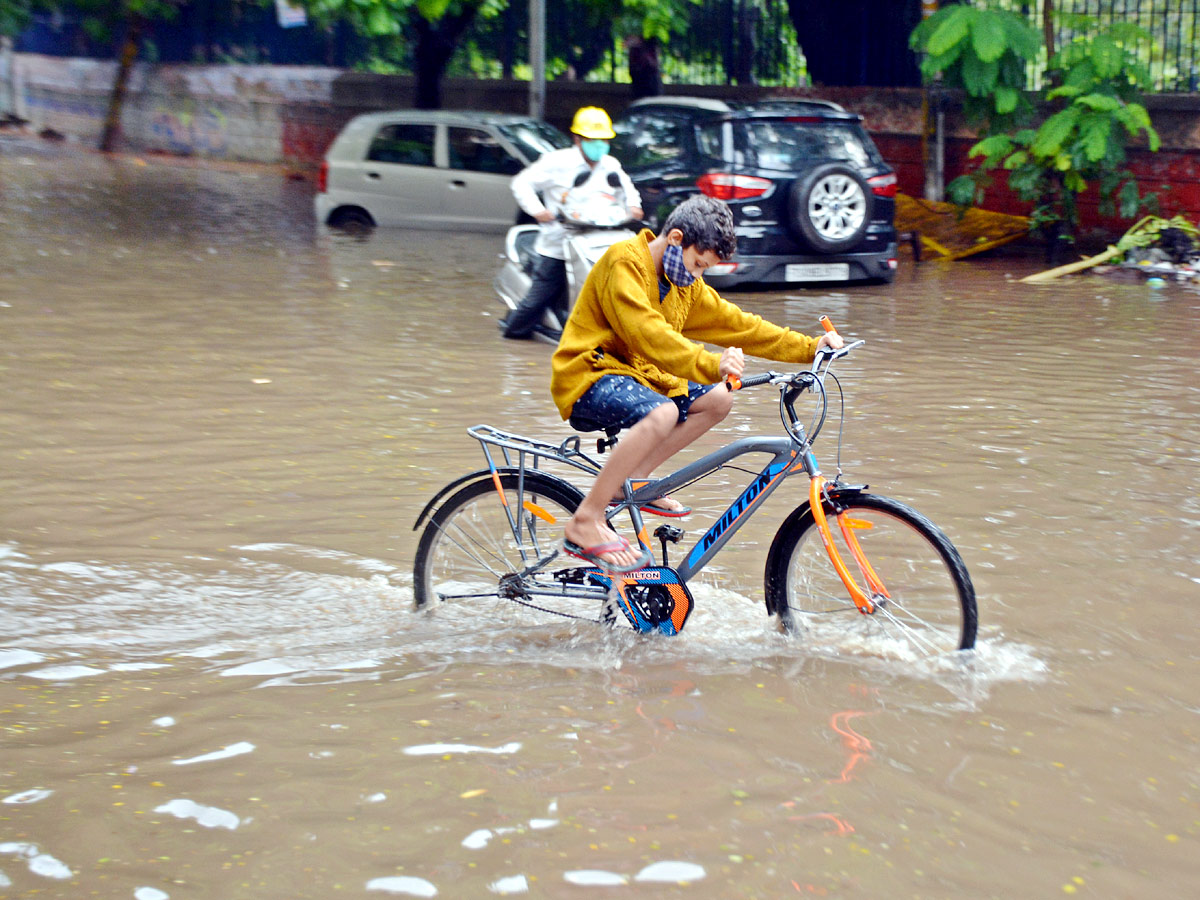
[867,172,897,198]
[317,159,329,194]
[696,173,772,201]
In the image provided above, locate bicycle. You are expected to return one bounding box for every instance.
[413,317,977,657]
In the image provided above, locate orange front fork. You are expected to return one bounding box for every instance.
[808,476,883,615]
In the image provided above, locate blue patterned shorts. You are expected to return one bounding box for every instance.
[569,374,716,433]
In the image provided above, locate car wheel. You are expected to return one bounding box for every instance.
[787,163,873,254]
[328,208,375,231]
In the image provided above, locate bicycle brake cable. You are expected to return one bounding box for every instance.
[827,370,846,478]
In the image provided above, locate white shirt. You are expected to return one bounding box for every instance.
[511,145,642,260]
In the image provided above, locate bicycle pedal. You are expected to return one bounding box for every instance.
[553,567,595,585]
[653,524,685,543]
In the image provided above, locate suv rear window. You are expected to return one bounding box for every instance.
[611,111,689,168]
[493,121,571,162]
[698,119,884,172]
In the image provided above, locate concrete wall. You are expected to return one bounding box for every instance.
[5,52,1200,225]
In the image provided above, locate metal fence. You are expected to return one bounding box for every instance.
[1000,0,1200,92]
[653,0,1200,92]
[13,0,1200,93]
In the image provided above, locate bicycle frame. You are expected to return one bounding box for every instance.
[453,329,884,617]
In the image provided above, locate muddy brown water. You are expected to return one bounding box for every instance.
[1,137,1198,898]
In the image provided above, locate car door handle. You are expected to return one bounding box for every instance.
[366,171,381,179]
[451,179,466,187]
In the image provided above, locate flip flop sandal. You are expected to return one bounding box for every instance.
[562,537,653,575]
[607,498,693,518]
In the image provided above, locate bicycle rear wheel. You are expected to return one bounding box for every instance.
[765,492,977,655]
[413,471,585,616]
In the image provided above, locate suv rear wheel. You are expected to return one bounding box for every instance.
[787,163,873,254]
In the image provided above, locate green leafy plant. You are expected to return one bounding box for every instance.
[910,3,1041,130]
[911,4,1162,246]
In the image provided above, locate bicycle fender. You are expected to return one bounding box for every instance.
[412,468,582,531]
[763,483,867,617]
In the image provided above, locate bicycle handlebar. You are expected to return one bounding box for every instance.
[725,316,863,392]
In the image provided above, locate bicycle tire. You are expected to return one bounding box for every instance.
[764,492,977,655]
[413,471,584,613]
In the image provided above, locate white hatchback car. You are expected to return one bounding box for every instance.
[315,110,571,231]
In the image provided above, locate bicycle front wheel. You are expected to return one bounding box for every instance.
[413,471,584,614]
[765,492,977,655]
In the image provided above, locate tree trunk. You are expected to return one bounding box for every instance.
[785,0,923,86]
[99,14,143,153]
[411,3,483,110]
[735,1,758,86]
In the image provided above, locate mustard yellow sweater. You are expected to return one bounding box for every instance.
[550,229,820,420]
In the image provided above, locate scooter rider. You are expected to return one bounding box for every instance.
[502,106,644,341]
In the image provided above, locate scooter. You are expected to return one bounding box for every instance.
[494,172,640,345]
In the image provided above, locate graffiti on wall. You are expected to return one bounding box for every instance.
[150,103,230,156]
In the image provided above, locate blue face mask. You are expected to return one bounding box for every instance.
[662,243,696,288]
[580,139,609,163]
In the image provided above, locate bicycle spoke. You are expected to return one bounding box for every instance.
[772,494,975,655]
[433,516,509,579]
[415,474,589,620]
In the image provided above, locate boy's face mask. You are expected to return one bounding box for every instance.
[662,243,696,287]
[580,139,610,163]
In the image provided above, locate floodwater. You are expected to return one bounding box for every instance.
[1,135,1197,899]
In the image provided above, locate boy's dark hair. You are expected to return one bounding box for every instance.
[661,195,736,260]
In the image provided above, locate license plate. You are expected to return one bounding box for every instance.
[785,263,849,282]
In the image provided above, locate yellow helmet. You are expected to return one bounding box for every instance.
[570,106,616,140]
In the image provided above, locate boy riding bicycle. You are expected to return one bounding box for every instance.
[551,195,844,572]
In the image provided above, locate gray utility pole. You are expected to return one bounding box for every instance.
[529,0,546,120]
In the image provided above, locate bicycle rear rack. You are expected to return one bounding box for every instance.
[468,424,605,479]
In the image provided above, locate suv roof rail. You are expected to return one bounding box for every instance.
[627,96,733,113]
[754,97,847,113]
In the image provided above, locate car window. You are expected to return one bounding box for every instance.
[493,121,571,162]
[711,120,884,171]
[448,127,524,175]
[611,112,686,169]
[366,123,435,166]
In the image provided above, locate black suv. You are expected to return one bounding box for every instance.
[611,97,898,287]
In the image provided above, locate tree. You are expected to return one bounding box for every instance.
[293,0,488,108]
[0,1,38,38]
[26,1,184,150]
[299,0,695,106]
[911,3,1161,250]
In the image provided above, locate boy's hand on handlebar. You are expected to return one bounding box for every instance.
[719,347,745,380]
[534,210,556,223]
[817,332,844,351]
[627,205,644,220]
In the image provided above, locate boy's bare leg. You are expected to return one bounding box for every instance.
[565,387,733,566]
[629,384,733,478]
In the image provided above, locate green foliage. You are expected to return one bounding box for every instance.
[1,0,37,37]
[912,4,1164,241]
[21,0,184,43]
[910,3,1040,128]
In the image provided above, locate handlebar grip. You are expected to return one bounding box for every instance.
[725,372,774,391]
[819,315,837,334]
